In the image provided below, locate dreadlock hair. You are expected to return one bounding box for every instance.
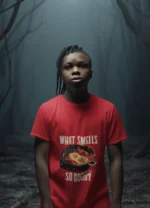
[56,45,92,95]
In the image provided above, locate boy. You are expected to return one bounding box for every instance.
[30,45,127,208]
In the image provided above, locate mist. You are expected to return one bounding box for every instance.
[0,0,150,207]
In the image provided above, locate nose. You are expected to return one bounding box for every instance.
[72,66,80,75]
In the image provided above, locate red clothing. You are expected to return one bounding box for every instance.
[30,94,127,208]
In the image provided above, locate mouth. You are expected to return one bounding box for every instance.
[71,77,83,82]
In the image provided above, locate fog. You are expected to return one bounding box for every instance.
[0,0,150,207]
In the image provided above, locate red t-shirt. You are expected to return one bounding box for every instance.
[30,94,127,208]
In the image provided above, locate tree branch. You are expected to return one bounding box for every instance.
[0,0,22,41]
[0,0,5,9]
[0,0,26,14]
[126,0,150,19]
[116,0,150,48]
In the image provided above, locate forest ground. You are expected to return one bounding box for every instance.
[0,140,150,208]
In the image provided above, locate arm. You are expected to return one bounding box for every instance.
[107,142,123,208]
[34,137,53,208]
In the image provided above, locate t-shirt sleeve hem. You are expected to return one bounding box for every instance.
[107,136,127,145]
[30,133,50,142]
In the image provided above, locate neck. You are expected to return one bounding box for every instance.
[63,88,90,104]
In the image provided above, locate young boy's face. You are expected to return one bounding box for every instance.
[61,52,92,91]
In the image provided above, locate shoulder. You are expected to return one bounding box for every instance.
[91,94,114,110]
[40,95,61,110]
[91,95,123,124]
[37,95,62,119]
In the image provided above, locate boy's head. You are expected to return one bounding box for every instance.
[56,45,92,95]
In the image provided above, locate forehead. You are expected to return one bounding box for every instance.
[63,52,90,64]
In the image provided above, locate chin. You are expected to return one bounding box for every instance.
[71,85,87,91]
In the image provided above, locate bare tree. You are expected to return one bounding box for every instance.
[116,0,150,48]
[0,0,25,41]
[116,0,150,158]
[0,0,45,155]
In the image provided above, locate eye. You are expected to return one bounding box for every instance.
[64,64,72,70]
[78,62,88,68]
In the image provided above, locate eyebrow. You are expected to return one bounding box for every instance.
[64,60,88,65]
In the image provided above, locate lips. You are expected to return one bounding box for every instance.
[72,77,82,80]
[71,77,82,82]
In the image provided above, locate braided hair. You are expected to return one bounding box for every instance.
[56,45,92,95]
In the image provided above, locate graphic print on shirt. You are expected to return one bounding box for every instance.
[59,135,98,182]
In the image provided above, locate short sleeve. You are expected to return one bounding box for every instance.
[30,104,50,142]
[107,106,127,145]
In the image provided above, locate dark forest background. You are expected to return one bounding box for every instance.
[0,1,150,207]
[1,0,150,158]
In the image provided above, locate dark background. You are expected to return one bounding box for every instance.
[0,0,150,207]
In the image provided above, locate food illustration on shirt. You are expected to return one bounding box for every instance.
[60,145,97,172]
[68,152,88,165]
